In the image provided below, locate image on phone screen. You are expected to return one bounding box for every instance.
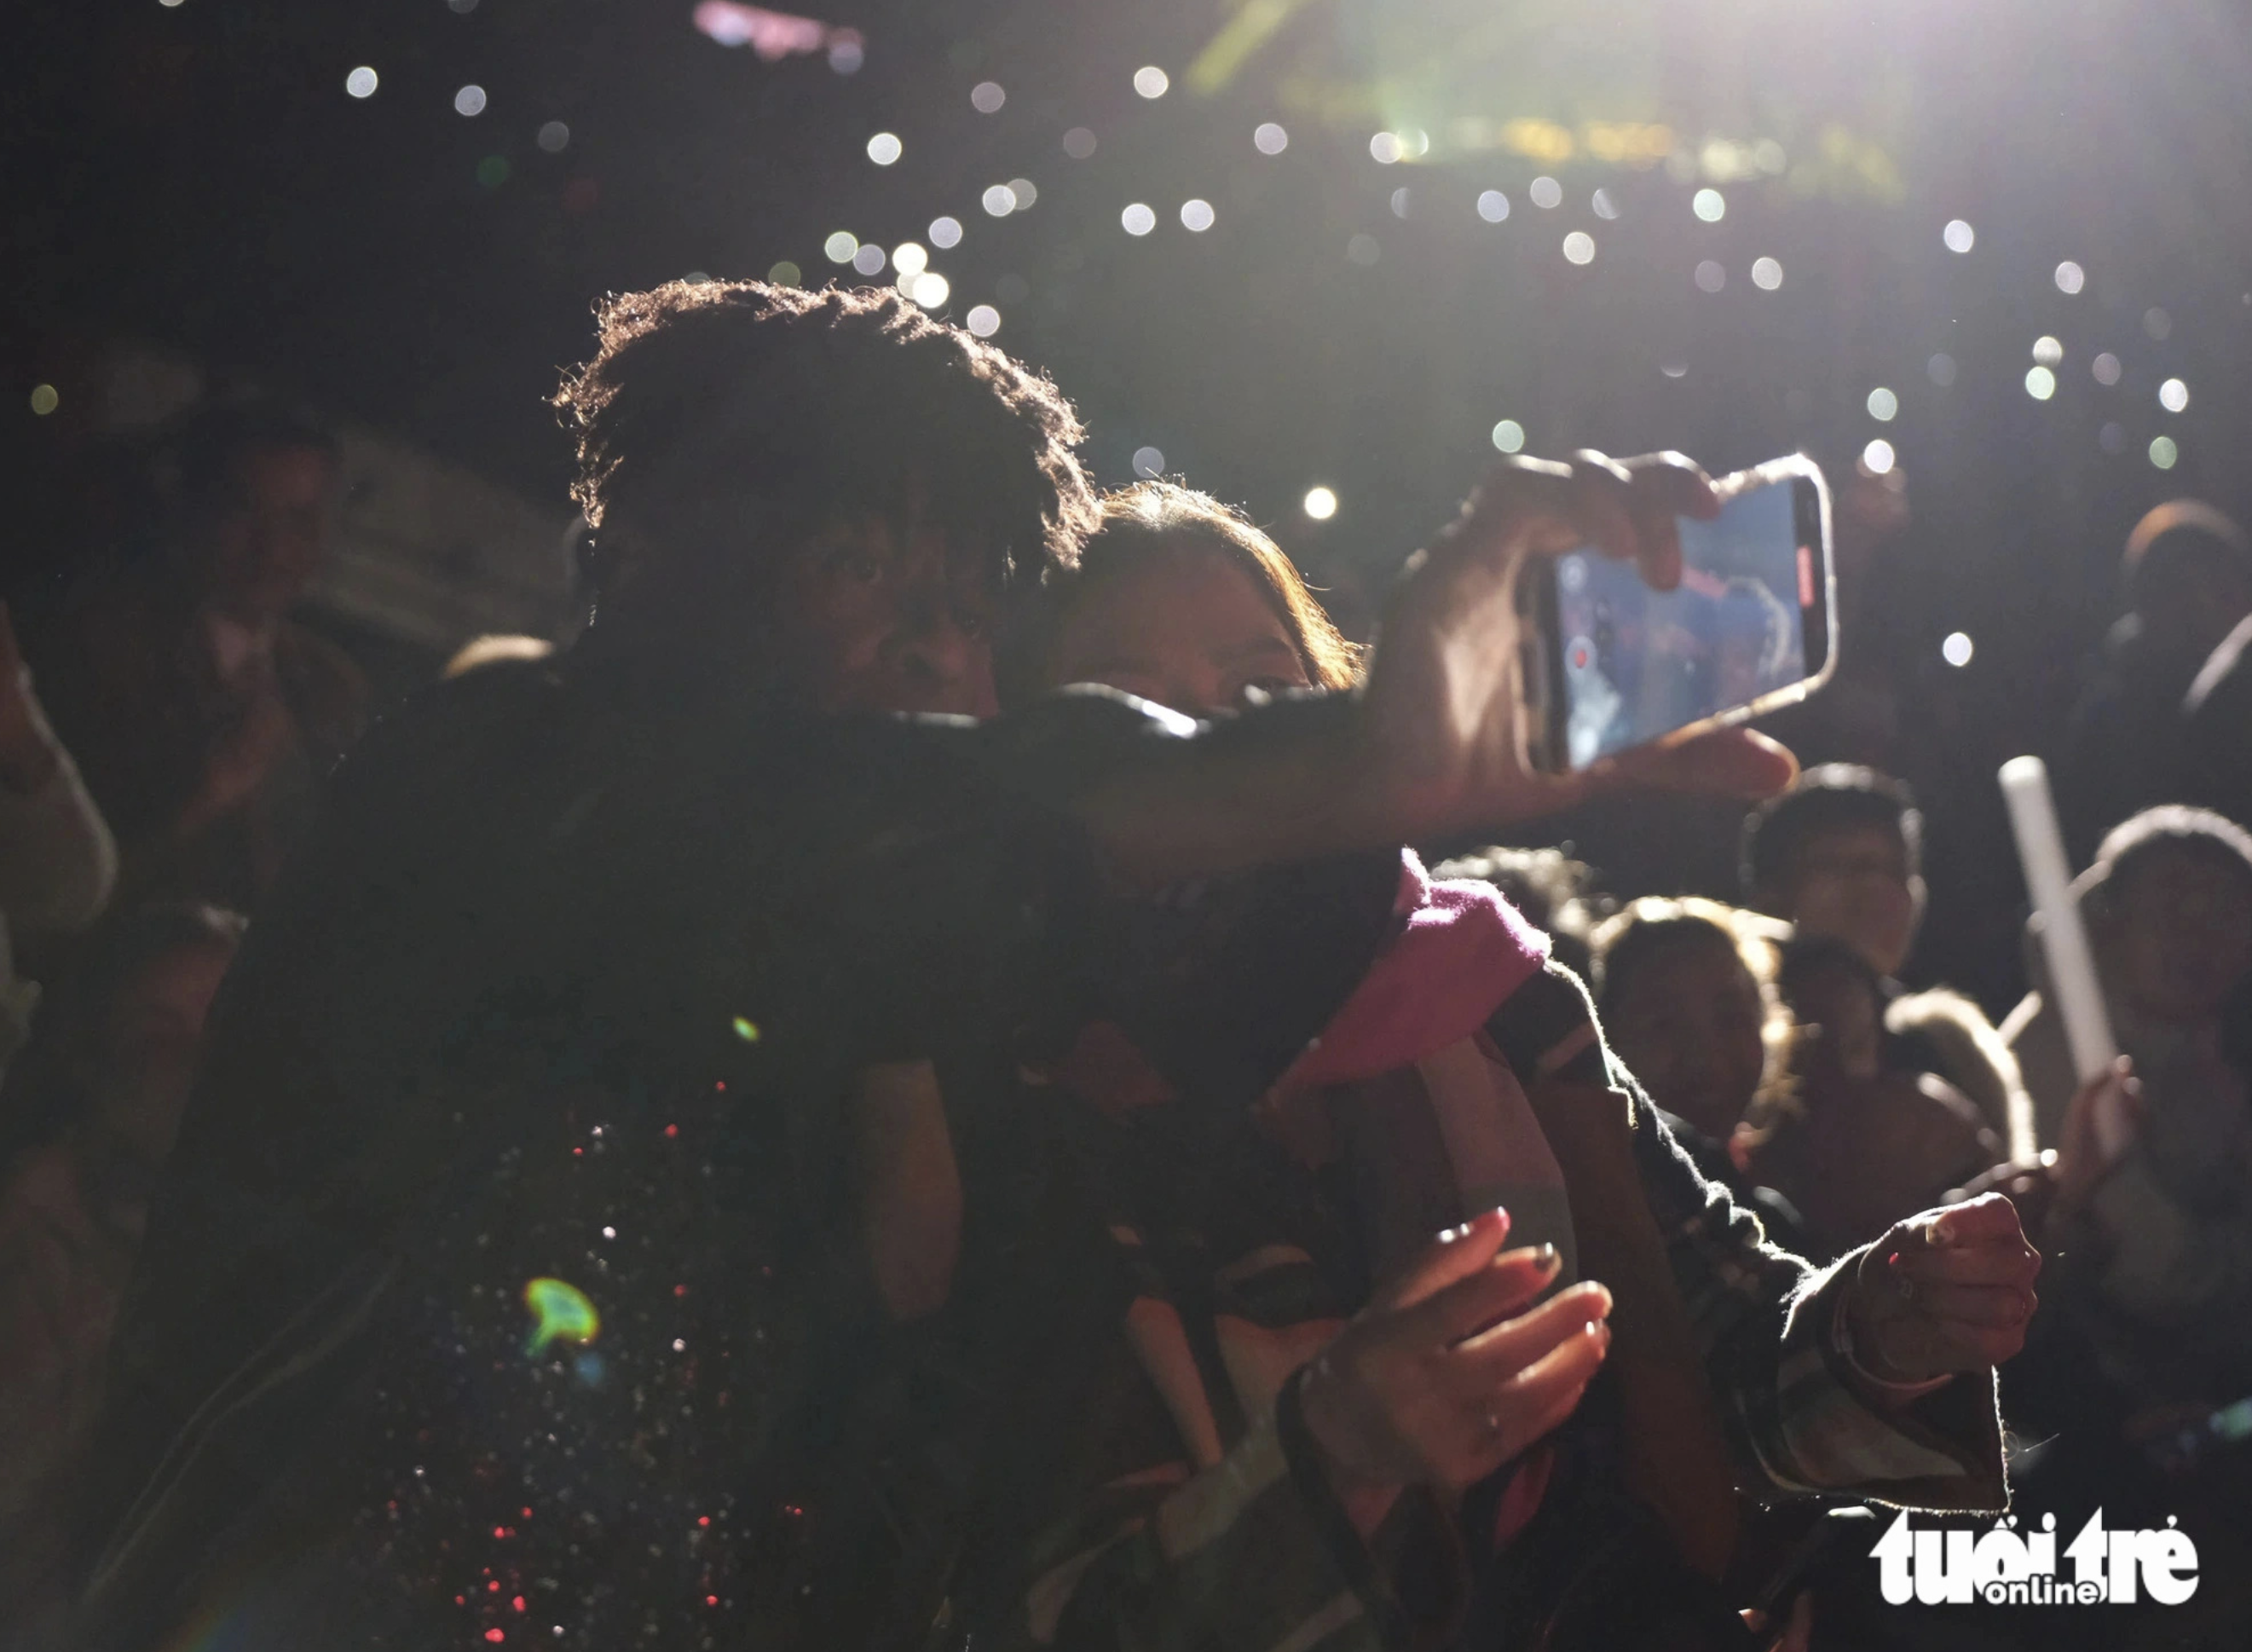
[1556,481,1811,768]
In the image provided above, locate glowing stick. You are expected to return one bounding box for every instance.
[1999,755,2128,1155]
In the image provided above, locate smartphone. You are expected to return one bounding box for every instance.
[1518,454,1835,773]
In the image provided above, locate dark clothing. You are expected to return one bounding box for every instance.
[70,656,1398,1652]
[2186,611,2252,832]
[1654,1107,1810,1257]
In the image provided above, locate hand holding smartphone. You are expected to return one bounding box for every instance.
[1516,455,1835,772]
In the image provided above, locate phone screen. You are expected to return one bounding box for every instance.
[1553,476,1824,768]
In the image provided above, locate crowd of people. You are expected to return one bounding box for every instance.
[0,280,2244,1650]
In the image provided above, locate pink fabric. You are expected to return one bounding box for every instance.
[1278,850,1549,1092]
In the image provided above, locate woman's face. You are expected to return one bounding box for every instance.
[1043,545,1312,716]
[2104,853,2252,1025]
[1606,936,1770,1141]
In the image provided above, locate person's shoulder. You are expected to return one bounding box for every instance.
[274,618,372,748]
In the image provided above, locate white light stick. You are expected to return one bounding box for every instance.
[1999,755,2128,1156]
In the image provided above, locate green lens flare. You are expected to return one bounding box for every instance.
[523,1276,599,1357]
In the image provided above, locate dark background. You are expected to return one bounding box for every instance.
[7,0,2250,1008]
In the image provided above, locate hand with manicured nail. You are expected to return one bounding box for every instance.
[1298,1207,1612,1521]
[1842,1193,2041,1386]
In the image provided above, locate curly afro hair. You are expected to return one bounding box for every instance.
[553,280,1096,604]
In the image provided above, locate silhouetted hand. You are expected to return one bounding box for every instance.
[1843,1193,2041,1384]
[1298,1207,1611,1531]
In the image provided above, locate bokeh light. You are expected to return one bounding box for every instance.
[1303,486,1337,520]
[909,272,949,309]
[2091,352,2122,385]
[1390,187,1412,220]
[2144,307,2173,340]
[536,120,569,153]
[1695,260,1724,292]
[766,260,800,286]
[1181,199,1215,232]
[970,81,1005,114]
[1476,190,1510,223]
[1862,438,1896,474]
[1063,127,1096,159]
[454,84,487,118]
[866,131,902,165]
[1591,188,1620,222]
[1134,66,1169,99]
[823,231,857,263]
[1529,176,1562,209]
[852,242,886,275]
[1346,233,1379,265]
[1750,257,1783,290]
[1492,419,1526,453]
[1942,632,1975,667]
[345,66,378,100]
[1254,122,1288,155]
[523,1278,599,1358]
[2054,260,2086,295]
[476,155,511,188]
[1008,177,1037,209]
[2024,365,2057,400]
[1660,361,1688,379]
[2150,435,2179,470]
[828,39,863,74]
[1121,203,1156,236]
[1691,188,1725,222]
[2031,335,2063,366]
[928,216,962,249]
[965,304,1000,338]
[2158,376,2189,413]
[983,183,1017,217]
[1943,219,1975,253]
[1370,131,1403,165]
[1132,444,1165,477]
[1868,387,1898,421]
[29,384,58,416]
[1928,353,1957,386]
[891,242,927,277]
[2099,422,2128,454]
[1562,231,1595,264]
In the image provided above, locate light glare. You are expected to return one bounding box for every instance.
[2025,366,2057,400]
[2159,377,2189,413]
[1303,486,1338,520]
[1942,632,1974,667]
[1181,199,1215,232]
[1063,127,1097,159]
[983,184,1017,216]
[1695,260,1724,292]
[1862,438,1896,475]
[2032,335,2063,367]
[1529,176,1562,209]
[965,304,1001,338]
[1868,387,1898,421]
[1492,419,1526,453]
[1475,189,1510,222]
[1133,445,1165,478]
[892,242,928,277]
[1943,219,1974,253]
[454,84,487,117]
[909,272,949,309]
[536,120,569,153]
[1369,131,1402,165]
[1254,122,1288,155]
[2055,261,2086,295]
[346,66,378,99]
[1121,202,1156,236]
[852,243,886,275]
[1134,66,1169,98]
[1692,188,1724,222]
[929,216,962,249]
[2092,352,2122,386]
[867,131,902,165]
[1928,353,1957,386]
[2150,435,2179,470]
[970,81,1005,113]
[1750,257,1783,290]
[1562,231,1595,264]
[823,231,858,263]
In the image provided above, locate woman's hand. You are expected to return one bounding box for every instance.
[2052,1057,2140,1222]
[1298,1207,1611,1528]
[1355,451,1798,841]
[1841,1193,2041,1386]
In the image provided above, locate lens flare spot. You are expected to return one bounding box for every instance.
[523,1277,599,1357]
[731,1016,760,1043]
[1862,438,1896,476]
[1302,486,1337,520]
[1492,419,1526,453]
[1942,632,1974,667]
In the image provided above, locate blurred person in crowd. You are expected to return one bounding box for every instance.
[22,401,367,914]
[2181,593,2252,832]
[978,484,2035,1652]
[0,600,119,1072]
[2059,500,2252,859]
[0,903,242,1630]
[1745,765,2032,1156]
[1740,937,1998,1262]
[67,283,1801,1652]
[1587,896,1804,1251]
[1432,842,1601,981]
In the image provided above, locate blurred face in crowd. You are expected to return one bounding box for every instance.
[199,442,338,626]
[2100,851,2252,1025]
[770,511,1000,718]
[1780,822,1922,979]
[1605,933,1770,1142]
[1042,541,1314,715]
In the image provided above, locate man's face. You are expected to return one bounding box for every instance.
[2105,853,2252,1025]
[1778,822,1922,979]
[201,444,338,624]
[771,514,998,718]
